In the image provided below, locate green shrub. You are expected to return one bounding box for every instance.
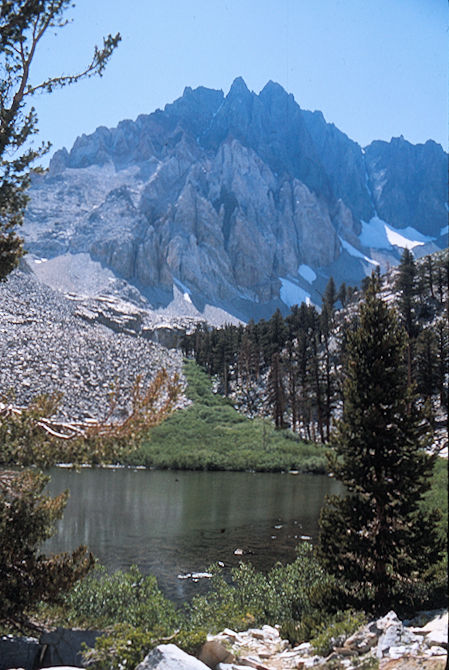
[184,564,257,633]
[309,610,366,656]
[82,624,208,670]
[64,565,179,631]
[184,544,336,634]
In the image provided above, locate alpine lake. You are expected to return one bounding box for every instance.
[44,468,342,604]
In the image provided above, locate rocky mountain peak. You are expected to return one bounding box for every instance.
[228,75,251,96]
[23,79,448,323]
[259,79,294,105]
[164,84,224,138]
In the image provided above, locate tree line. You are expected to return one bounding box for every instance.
[183,249,448,444]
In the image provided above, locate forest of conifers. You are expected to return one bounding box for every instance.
[182,249,448,445]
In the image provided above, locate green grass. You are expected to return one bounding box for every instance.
[126,360,327,472]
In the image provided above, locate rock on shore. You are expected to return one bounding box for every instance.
[139,612,447,670]
[1,610,447,670]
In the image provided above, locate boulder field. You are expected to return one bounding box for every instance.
[1,609,447,670]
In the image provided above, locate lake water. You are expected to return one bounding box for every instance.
[44,468,342,603]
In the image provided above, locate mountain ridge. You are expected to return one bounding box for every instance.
[23,77,447,322]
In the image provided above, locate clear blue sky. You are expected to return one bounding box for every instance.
[30,0,448,162]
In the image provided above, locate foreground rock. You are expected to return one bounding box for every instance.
[205,611,447,669]
[136,644,210,670]
[1,611,447,669]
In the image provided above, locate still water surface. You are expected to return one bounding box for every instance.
[45,468,342,603]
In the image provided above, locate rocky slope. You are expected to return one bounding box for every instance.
[23,78,447,321]
[0,266,186,421]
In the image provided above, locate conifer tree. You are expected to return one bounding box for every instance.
[395,248,419,385]
[318,276,443,614]
[396,248,418,337]
[415,328,438,402]
[0,1,120,280]
[0,470,94,630]
[323,276,337,315]
[338,281,348,307]
[267,351,285,428]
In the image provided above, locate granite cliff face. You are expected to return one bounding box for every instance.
[23,78,447,321]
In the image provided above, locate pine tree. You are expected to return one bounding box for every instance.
[0,1,120,280]
[337,281,348,307]
[320,303,336,442]
[323,276,337,315]
[415,328,438,402]
[395,248,419,385]
[396,248,418,334]
[267,351,285,428]
[0,470,94,631]
[318,276,443,614]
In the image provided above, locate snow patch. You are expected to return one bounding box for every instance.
[386,225,433,249]
[279,277,311,307]
[440,225,449,237]
[339,237,379,266]
[298,264,317,283]
[360,216,434,250]
[173,278,192,304]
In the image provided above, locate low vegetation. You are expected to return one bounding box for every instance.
[35,545,363,669]
[34,532,446,669]
[127,359,327,472]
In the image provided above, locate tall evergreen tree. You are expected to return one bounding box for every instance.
[396,248,418,333]
[0,1,120,280]
[319,276,443,614]
[323,276,337,316]
[415,328,438,402]
[395,248,419,384]
[267,351,285,428]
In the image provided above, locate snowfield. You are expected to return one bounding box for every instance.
[360,216,435,250]
[279,277,311,307]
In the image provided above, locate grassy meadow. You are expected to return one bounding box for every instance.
[126,360,328,472]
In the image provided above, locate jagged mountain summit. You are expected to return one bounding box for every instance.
[23,77,448,321]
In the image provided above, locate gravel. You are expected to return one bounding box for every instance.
[0,269,184,422]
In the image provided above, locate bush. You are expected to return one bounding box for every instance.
[64,565,179,631]
[184,564,257,633]
[82,624,207,670]
[184,544,336,634]
[309,609,366,656]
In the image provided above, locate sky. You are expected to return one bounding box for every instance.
[28,0,448,163]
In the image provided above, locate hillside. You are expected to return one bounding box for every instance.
[185,249,448,453]
[0,266,184,421]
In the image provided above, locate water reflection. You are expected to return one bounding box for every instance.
[44,469,342,603]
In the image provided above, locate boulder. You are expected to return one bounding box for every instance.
[0,635,40,670]
[136,644,211,670]
[40,627,102,667]
[421,610,448,649]
[198,640,234,668]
